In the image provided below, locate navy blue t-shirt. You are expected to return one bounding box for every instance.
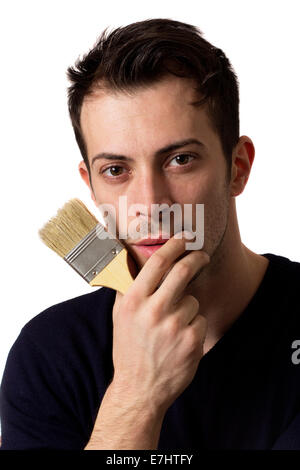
[1,253,300,450]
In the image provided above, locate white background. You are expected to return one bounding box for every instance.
[0,0,300,413]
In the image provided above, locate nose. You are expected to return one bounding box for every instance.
[129,169,173,217]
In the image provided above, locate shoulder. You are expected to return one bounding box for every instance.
[262,252,300,328]
[262,252,300,301]
[262,252,300,286]
[0,287,116,450]
[11,287,116,365]
[263,252,300,269]
[25,286,115,337]
[1,287,117,409]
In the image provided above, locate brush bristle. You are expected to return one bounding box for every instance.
[38,198,100,257]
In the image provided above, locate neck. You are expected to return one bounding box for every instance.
[186,199,269,354]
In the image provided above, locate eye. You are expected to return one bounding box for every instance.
[168,154,194,167]
[101,165,125,177]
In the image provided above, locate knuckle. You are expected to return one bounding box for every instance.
[147,300,163,326]
[150,293,165,311]
[166,315,181,336]
[196,313,208,330]
[176,260,192,278]
[150,308,162,326]
[122,293,139,312]
[187,295,199,310]
[184,325,203,352]
[152,252,167,270]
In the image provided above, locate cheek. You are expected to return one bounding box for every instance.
[182,171,216,204]
[92,186,120,226]
[188,172,229,232]
[93,178,123,206]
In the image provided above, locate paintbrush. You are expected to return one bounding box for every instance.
[38,198,136,294]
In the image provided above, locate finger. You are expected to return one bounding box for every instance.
[155,250,202,291]
[128,233,195,298]
[186,314,208,347]
[169,295,200,327]
[188,312,207,330]
[153,250,210,306]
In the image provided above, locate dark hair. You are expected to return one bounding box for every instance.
[66,18,240,181]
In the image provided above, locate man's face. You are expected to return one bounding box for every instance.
[80,75,232,270]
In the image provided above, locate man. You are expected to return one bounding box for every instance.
[1,18,300,450]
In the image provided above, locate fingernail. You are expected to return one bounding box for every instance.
[174,230,195,240]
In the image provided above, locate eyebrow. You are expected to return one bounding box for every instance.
[91,138,206,167]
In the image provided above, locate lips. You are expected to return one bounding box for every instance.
[132,238,170,246]
[131,236,170,258]
[132,244,166,257]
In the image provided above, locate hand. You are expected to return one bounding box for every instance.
[111,233,210,415]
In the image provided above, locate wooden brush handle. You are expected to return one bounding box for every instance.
[89,248,135,294]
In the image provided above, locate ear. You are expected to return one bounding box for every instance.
[78,160,96,204]
[230,136,255,197]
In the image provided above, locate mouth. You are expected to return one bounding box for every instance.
[132,237,170,246]
[131,237,170,258]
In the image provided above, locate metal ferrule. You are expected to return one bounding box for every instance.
[64,223,124,283]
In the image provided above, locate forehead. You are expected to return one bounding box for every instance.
[80,75,217,159]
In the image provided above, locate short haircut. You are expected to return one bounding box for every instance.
[66,18,240,180]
